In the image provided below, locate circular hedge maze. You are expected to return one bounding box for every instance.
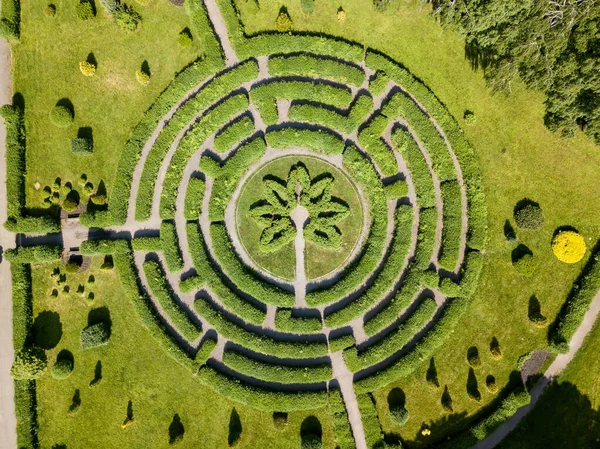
[79,21,486,445]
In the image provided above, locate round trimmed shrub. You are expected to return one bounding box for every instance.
[490,338,503,360]
[486,375,498,393]
[389,404,409,425]
[83,182,94,195]
[552,230,586,263]
[41,186,52,199]
[45,4,56,16]
[52,357,73,379]
[514,200,544,230]
[275,8,293,32]
[78,174,87,185]
[62,196,78,212]
[136,69,150,85]
[513,252,537,276]
[50,104,74,127]
[178,28,193,47]
[10,347,48,380]
[467,346,481,368]
[79,60,96,76]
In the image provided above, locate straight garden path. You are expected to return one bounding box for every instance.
[0,36,17,449]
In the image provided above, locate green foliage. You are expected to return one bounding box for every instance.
[75,1,94,19]
[265,127,345,155]
[114,4,141,32]
[275,309,322,334]
[71,137,93,155]
[11,263,33,350]
[14,380,37,448]
[222,350,332,384]
[268,55,365,87]
[389,405,409,425]
[384,180,408,200]
[439,180,462,270]
[4,245,63,264]
[131,236,162,251]
[81,322,111,349]
[142,259,202,341]
[11,347,48,380]
[213,114,255,153]
[135,68,150,85]
[329,390,354,449]
[160,221,184,273]
[328,333,355,353]
[513,201,544,230]
[51,357,74,379]
[512,251,537,277]
[414,207,437,270]
[0,0,20,40]
[275,7,293,32]
[357,394,384,448]
[183,177,205,221]
[50,104,74,127]
[178,27,193,47]
[357,115,398,177]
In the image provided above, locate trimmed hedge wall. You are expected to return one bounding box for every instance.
[356,394,384,448]
[439,180,462,271]
[357,115,398,178]
[329,389,355,449]
[439,250,484,299]
[142,259,202,341]
[14,380,37,449]
[160,221,184,272]
[194,297,328,359]
[184,0,225,64]
[184,177,205,220]
[324,205,413,327]
[0,0,19,40]
[213,114,255,153]
[275,308,323,334]
[131,236,162,252]
[222,350,332,384]
[210,224,295,307]
[11,263,33,350]
[268,54,366,87]
[160,93,250,219]
[202,137,266,222]
[549,244,600,352]
[288,93,373,135]
[185,221,266,324]
[305,146,388,307]
[4,245,63,264]
[265,127,345,155]
[198,365,329,411]
[414,207,437,270]
[328,333,355,353]
[344,297,437,373]
[250,80,353,125]
[135,60,258,222]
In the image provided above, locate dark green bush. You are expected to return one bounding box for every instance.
[50,104,74,127]
[11,347,47,380]
[80,322,110,349]
[513,200,544,230]
[51,357,74,379]
[71,137,93,155]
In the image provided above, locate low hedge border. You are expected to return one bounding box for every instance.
[184,176,205,221]
[250,79,353,126]
[142,259,202,341]
[324,204,413,328]
[288,93,373,135]
[357,393,384,448]
[184,0,225,63]
[275,308,323,334]
[194,297,328,359]
[549,242,600,352]
[413,207,438,270]
[328,333,355,353]
[197,365,329,411]
[357,114,399,178]
[160,93,250,219]
[343,297,437,373]
[222,349,332,384]
[329,389,354,449]
[79,239,202,372]
[160,221,184,272]
[268,54,366,87]
[4,245,63,264]
[305,146,388,307]
[265,126,345,155]
[202,137,267,222]
[213,114,255,153]
[439,180,462,271]
[185,221,266,325]
[131,236,162,252]
[210,224,295,307]
[135,60,258,222]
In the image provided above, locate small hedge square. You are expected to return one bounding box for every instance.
[71,137,93,155]
[80,322,110,349]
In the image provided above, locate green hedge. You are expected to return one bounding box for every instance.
[222,350,332,384]
[202,137,266,222]
[184,0,225,63]
[288,93,373,134]
[366,51,486,251]
[275,309,323,334]
[324,205,413,327]
[183,177,205,220]
[265,126,345,155]
[213,114,255,153]
[4,245,63,264]
[215,0,364,62]
[392,128,436,208]
[268,54,365,87]
[250,80,353,125]
[210,224,294,307]
[131,236,162,252]
[135,60,258,222]
[185,221,266,324]
[142,259,202,341]
[14,380,37,449]
[549,244,600,352]
[160,93,250,219]
[439,180,462,271]
[329,389,355,449]
[306,146,388,307]
[357,115,398,178]
[198,365,329,411]
[0,0,19,40]
[414,207,437,270]
[344,297,437,372]
[439,250,484,299]
[11,263,33,349]
[356,394,384,448]
[329,333,355,353]
[160,221,184,272]
[194,298,328,359]
[79,239,202,372]
[384,180,408,200]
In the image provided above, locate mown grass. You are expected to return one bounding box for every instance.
[13,0,204,209]
[31,259,336,448]
[234,0,600,445]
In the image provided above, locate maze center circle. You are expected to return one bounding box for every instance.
[234,154,365,282]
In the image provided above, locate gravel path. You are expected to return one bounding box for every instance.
[0,37,17,449]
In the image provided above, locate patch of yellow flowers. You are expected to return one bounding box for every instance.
[552,230,586,263]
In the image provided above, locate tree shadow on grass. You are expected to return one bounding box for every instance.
[168,414,184,445]
[228,408,242,447]
[33,310,62,349]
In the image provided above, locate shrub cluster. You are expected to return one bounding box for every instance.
[222,350,332,384]
[142,259,202,341]
[265,127,345,155]
[268,54,365,87]
[81,322,111,349]
[275,309,322,334]
[134,60,257,222]
[183,177,205,220]
[357,115,398,177]
[213,114,255,153]
[160,221,184,272]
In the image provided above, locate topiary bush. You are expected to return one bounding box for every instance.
[45,4,56,16]
[463,109,476,124]
[272,412,287,429]
[490,337,503,360]
[467,346,481,368]
[178,27,193,46]
[389,405,409,425]
[10,347,48,380]
[80,322,110,349]
[114,4,141,32]
[486,375,498,394]
[275,7,292,32]
[52,356,74,379]
[514,200,544,230]
[136,69,150,85]
[512,245,538,277]
[79,60,96,76]
[75,1,95,19]
[50,103,74,127]
[71,137,93,155]
[337,7,346,22]
[552,230,586,263]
